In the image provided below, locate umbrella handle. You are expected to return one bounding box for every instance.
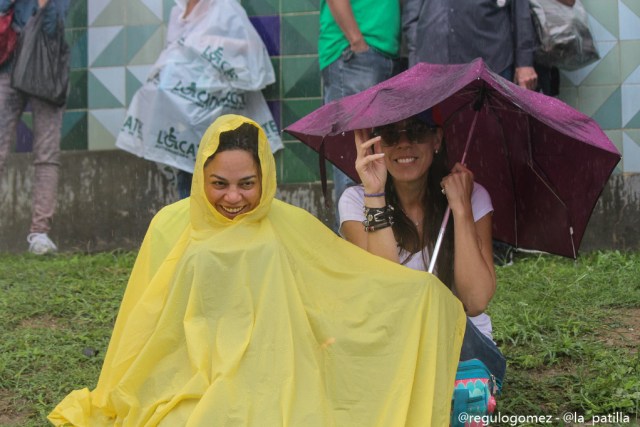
[429,104,482,274]
[428,206,451,274]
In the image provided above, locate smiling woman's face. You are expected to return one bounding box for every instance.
[203,149,262,219]
[379,119,442,184]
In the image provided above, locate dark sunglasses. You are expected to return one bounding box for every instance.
[371,121,437,147]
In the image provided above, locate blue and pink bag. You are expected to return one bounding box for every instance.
[451,358,501,427]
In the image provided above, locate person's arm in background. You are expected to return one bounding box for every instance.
[512,0,538,90]
[326,0,368,52]
[402,0,420,66]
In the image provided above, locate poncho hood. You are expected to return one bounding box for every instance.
[49,115,466,427]
[190,114,276,230]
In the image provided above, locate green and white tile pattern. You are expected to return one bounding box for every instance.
[16,0,639,179]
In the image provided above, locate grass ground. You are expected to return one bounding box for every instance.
[0,250,638,426]
[492,251,640,426]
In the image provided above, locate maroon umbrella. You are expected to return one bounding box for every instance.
[285,59,621,259]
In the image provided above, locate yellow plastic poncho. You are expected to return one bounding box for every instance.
[49,115,466,427]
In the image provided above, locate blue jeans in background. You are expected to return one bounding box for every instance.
[460,317,507,384]
[322,47,401,233]
[177,170,193,200]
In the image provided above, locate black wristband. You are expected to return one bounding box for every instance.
[362,205,395,231]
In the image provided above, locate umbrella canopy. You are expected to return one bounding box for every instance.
[285,59,621,258]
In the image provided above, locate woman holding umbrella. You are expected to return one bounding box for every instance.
[338,110,506,381]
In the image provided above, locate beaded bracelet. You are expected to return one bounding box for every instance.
[362,205,395,232]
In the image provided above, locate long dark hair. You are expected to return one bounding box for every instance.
[385,137,455,288]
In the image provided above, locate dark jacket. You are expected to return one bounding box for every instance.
[402,0,536,73]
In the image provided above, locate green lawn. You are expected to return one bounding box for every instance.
[492,251,640,425]
[0,250,638,426]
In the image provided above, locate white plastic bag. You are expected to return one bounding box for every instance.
[117,63,282,173]
[116,0,282,173]
[152,0,275,91]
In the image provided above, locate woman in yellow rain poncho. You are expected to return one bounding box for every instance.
[49,115,466,427]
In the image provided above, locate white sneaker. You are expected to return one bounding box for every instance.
[27,233,58,255]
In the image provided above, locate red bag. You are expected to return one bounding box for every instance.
[0,7,17,65]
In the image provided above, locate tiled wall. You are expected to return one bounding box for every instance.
[559,0,640,173]
[242,0,324,183]
[12,0,640,181]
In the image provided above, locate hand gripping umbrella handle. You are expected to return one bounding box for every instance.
[428,104,482,274]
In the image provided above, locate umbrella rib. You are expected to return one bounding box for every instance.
[485,97,519,249]
[526,158,577,257]
[494,93,572,250]
[487,96,576,257]
[523,114,578,258]
[522,114,569,209]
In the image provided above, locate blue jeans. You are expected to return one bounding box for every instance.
[459,317,507,384]
[177,170,193,200]
[322,47,400,232]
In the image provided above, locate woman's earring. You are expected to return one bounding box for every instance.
[435,149,439,154]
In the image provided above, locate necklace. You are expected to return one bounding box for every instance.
[400,207,421,228]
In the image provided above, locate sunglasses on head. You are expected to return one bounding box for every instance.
[371,121,437,147]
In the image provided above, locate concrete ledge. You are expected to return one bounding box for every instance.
[579,173,640,251]
[0,150,638,253]
[0,150,335,253]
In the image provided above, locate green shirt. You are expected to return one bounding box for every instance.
[318,0,400,70]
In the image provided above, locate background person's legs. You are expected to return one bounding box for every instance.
[176,170,193,200]
[0,73,26,177]
[28,96,63,253]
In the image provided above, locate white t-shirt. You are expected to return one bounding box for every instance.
[338,183,495,340]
